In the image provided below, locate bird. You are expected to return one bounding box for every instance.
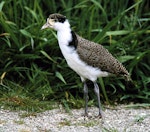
[41,13,130,118]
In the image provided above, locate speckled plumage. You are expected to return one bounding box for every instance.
[76,34,129,77]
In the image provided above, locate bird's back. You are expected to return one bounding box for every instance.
[76,34,129,78]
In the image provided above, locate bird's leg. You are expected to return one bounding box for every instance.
[94,82,102,118]
[83,82,89,117]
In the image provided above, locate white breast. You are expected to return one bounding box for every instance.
[57,29,109,82]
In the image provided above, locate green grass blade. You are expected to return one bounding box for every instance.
[98,78,110,104]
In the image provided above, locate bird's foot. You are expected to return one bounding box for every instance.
[83,112,92,120]
[83,111,103,119]
[95,113,102,118]
[94,111,103,118]
[83,112,88,117]
[83,112,90,118]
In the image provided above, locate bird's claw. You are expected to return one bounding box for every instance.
[83,112,102,119]
[95,113,102,118]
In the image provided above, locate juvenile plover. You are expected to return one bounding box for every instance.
[41,13,130,117]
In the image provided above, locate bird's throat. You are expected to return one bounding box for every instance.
[57,28,72,46]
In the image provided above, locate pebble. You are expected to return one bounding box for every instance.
[0,106,150,132]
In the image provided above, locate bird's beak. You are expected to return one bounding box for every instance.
[41,23,49,30]
[41,18,54,30]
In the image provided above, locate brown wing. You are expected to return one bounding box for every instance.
[76,34,129,76]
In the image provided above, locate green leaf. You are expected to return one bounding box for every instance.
[24,6,38,22]
[0,1,5,12]
[20,29,31,37]
[106,30,130,36]
[40,50,57,63]
[93,14,123,42]
[118,55,135,63]
[90,0,106,17]
[55,72,67,84]
[98,78,110,104]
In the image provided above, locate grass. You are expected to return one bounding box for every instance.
[0,0,150,112]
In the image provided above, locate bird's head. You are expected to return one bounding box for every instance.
[41,13,70,31]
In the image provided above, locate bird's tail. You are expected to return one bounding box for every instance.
[124,74,136,88]
[124,74,132,82]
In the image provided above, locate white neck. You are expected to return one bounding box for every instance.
[57,20,72,46]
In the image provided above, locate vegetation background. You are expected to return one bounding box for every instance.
[0,0,150,112]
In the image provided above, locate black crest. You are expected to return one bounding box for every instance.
[49,13,66,23]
